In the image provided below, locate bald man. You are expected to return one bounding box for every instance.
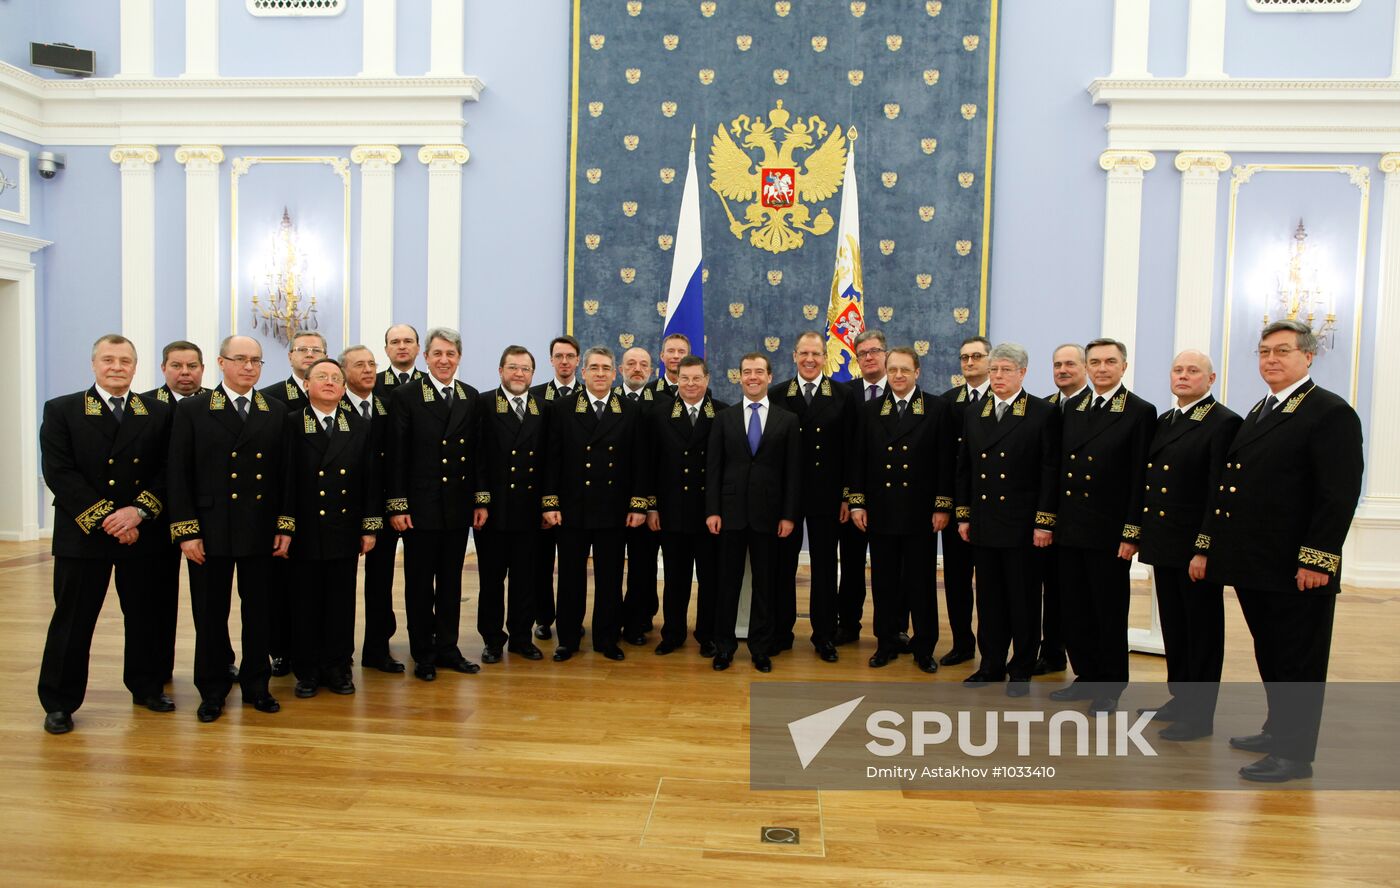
[1136,350,1241,742]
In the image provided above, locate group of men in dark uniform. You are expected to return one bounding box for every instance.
[37,319,1362,783]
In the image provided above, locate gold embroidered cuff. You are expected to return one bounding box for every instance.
[629,497,649,512]
[75,499,116,534]
[1194,533,1211,552]
[647,495,658,508]
[541,495,560,509]
[169,518,200,542]
[1122,524,1142,541]
[362,517,384,532]
[134,490,163,518]
[385,497,409,513]
[474,492,491,506]
[1035,511,1056,528]
[847,493,866,507]
[955,506,971,520]
[276,516,296,533]
[934,496,953,511]
[842,486,851,499]
[1298,546,1340,575]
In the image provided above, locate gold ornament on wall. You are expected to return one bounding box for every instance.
[848,70,864,86]
[955,239,972,257]
[622,200,638,217]
[588,101,604,117]
[737,35,753,51]
[960,103,978,120]
[698,68,715,85]
[620,268,636,284]
[879,239,894,256]
[584,299,600,316]
[916,273,932,290]
[660,167,676,183]
[923,69,941,86]
[773,68,789,85]
[802,304,820,320]
[953,307,970,324]
[963,35,980,51]
[958,171,975,188]
[881,171,898,188]
[877,306,894,322]
[727,368,741,384]
[586,168,602,184]
[767,270,783,286]
[775,0,791,16]
[850,1,867,17]
[921,138,938,155]
[886,35,903,51]
[661,100,678,118]
[811,36,827,52]
[656,301,668,317]
[703,268,709,283]
[927,1,943,16]
[585,233,601,250]
[623,134,639,151]
[658,234,674,250]
[628,1,643,16]
[883,103,901,120]
[765,336,781,352]
[918,205,936,222]
[701,0,716,17]
[913,340,930,356]
[625,68,641,84]
[729,302,745,318]
[619,333,635,349]
[663,34,679,50]
[589,34,605,50]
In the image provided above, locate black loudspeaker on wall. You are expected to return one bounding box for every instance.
[29,42,95,76]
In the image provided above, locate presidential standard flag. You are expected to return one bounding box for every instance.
[662,127,705,357]
[822,130,864,382]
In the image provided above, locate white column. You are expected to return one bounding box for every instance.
[0,232,50,541]
[351,146,402,357]
[1344,153,1400,588]
[419,145,470,333]
[1185,0,1228,79]
[1109,0,1151,78]
[183,0,219,77]
[1393,8,1400,78]
[1098,149,1155,389]
[175,146,223,355]
[429,0,466,77]
[361,0,397,77]
[110,146,160,389]
[118,0,155,78]
[1171,152,1230,357]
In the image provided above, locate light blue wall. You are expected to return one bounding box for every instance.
[1226,0,1394,78]
[0,0,36,75]
[219,0,362,77]
[1147,0,1188,78]
[154,0,186,78]
[30,0,120,78]
[1132,153,1182,413]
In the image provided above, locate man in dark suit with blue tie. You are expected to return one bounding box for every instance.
[706,353,802,673]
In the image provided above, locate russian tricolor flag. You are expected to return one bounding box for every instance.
[663,127,704,357]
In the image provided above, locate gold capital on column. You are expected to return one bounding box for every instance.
[174,145,225,167]
[351,145,403,167]
[417,144,470,168]
[1380,153,1400,175]
[1173,151,1231,173]
[109,145,160,167]
[1098,149,1155,173]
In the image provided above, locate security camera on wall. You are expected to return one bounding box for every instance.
[36,151,65,180]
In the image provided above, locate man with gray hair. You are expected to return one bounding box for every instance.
[1198,319,1362,782]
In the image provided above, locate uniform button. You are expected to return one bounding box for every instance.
[585,462,591,468]
[980,473,987,479]
[107,459,115,465]
[902,464,908,470]
[341,508,348,514]
[1229,486,1237,493]
[981,494,987,500]
[999,495,1005,501]
[256,494,262,501]
[608,480,613,485]
[585,481,591,486]
[529,467,535,473]
[231,473,238,479]
[886,482,892,488]
[511,466,517,472]
[1067,472,1073,478]
[902,445,909,451]
[1225,511,1231,518]
[1159,511,1166,517]
[1000,452,1006,458]
[1147,463,1153,469]
[442,477,448,482]
[1087,456,1093,462]
[903,482,909,488]
[585,446,591,452]
[255,474,262,480]
[108,479,116,486]
[231,451,237,458]
[609,446,615,452]
[1069,454,1076,460]
[1215,509,1221,515]
[683,485,689,491]
[529,451,535,457]
[1066,490,1072,496]
[1085,475,1091,481]
[815,445,821,451]
[683,468,689,474]
[340,469,347,475]
[1219,485,1225,491]
[511,450,517,456]
[319,509,326,516]
[460,438,465,444]
[442,458,448,464]
[256,453,262,459]
[1144,507,1149,513]
[981,453,987,460]
[1161,487,1167,493]
[815,427,822,433]
[1163,465,1170,471]
[608,462,614,468]
[510,483,516,489]
[319,491,326,497]
[132,458,140,464]
[231,493,238,500]
[683,450,689,456]
[999,474,1005,479]
[341,489,348,495]
[442,439,447,446]
[460,457,466,462]
[318,470,325,477]
[815,461,821,467]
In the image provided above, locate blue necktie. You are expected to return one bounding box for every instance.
[747,402,762,455]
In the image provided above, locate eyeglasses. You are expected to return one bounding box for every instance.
[220,355,264,366]
[308,373,344,384]
[292,346,326,356]
[855,347,885,359]
[502,363,534,373]
[960,353,988,362]
[1257,346,1300,358]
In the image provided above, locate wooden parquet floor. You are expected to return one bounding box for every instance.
[0,539,1396,886]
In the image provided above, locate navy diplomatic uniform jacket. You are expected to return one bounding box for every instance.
[769,375,858,516]
[955,390,1060,548]
[385,377,485,531]
[847,389,955,535]
[1054,387,1157,551]
[279,405,383,560]
[475,387,551,533]
[544,390,650,529]
[649,393,727,533]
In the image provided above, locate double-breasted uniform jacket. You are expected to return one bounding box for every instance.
[769,375,858,516]
[942,383,985,458]
[1137,396,1242,569]
[846,389,955,535]
[544,390,650,529]
[167,386,290,557]
[475,387,550,533]
[141,384,206,548]
[279,405,383,561]
[385,378,485,531]
[146,383,208,406]
[42,388,172,559]
[373,367,423,401]
[1054,387,1157,550]
[1201,380,1363,594]
[341,391,391,525]
[529,377,579,405]
[954,390,1060,547]
[259,374,307,409]
[705,400,803,533]
[650,393,727,533]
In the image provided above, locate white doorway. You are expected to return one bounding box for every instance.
[0,231,47,541]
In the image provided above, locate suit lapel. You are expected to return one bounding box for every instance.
[85,388,119,443]
[1150,396,1213,455]
[1231,381,1314,452]
[980,392,1027,449]
[110,393,150,455]
[234,392,271,448]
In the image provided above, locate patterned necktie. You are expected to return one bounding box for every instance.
[995,400,1007,422]
[689,406,698,426]
[747,402,762,455]
[323,415,334,436]
[896,398,907,417]
[361,401,372,421]
[235,396,249,421]
[803,382,815,405]
[109,396,124,423]
[628,391,639,402]
[513,396,525,420]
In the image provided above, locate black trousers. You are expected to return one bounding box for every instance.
[360,528,400,663]
[972,544,1039,680]
[658,528,718,647]
[476,527,538,648]
[292,556,358,684]
[1058,545,1131,697]
[622,525,661,636]
[189,554,273,702]
[267,557,295,663]
[556,526,626,650]
[1038,544,1065,663]
[714,528,779,658]
[775,512,841,648]
[401,527,470,665]
[533,526,559,628]
[150,546,181,682]
[940,525,977,653]
[836,520,869,634]
[1236,586,1335,762]
[868,532,938,657]
[38,555,161,714]
[1153,564,1224,729]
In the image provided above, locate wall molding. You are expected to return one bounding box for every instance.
[0,231,50,541]
[0,62,483,146]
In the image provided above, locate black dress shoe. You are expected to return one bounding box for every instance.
[655,641,680,655]
[963,671,998,688]
[816,643,838,663]
[1087,697,1119,716]
[699,641,718,658]
[1137,701,1179,722]
[441,657,481,674]
[413,663,437,681]
[1032,657,1066,676]
[1158,722,1212,741]
[196,700,223,722]
[1239,754,1313,783]
[1229,731,1275,753]
[534,625,553,640]
[481,646,503,665]
[246,694,281,713]
[371,656,406,674]
[507,643,544,660]
[939,648,974,667]
[868,649,897,668]
[552,647,574,662]
[915,655,939,674]
[712,654,732,671]
[133,693,176,712]
[294,680,318,698]
[624,632,648,647]
[597,646,626,661]
[896,632,912,654]
[43,711,73,734]
[752,656,773,673]
[1006,680,1030,698]
[270,657,291,677]
[1049,684,1093,701]
[328,677,355,695]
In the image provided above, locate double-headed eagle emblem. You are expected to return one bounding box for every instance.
[708,100,847,254]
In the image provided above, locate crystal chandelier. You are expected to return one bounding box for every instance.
[1262,219,1336,353]
[251,207,318,346]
